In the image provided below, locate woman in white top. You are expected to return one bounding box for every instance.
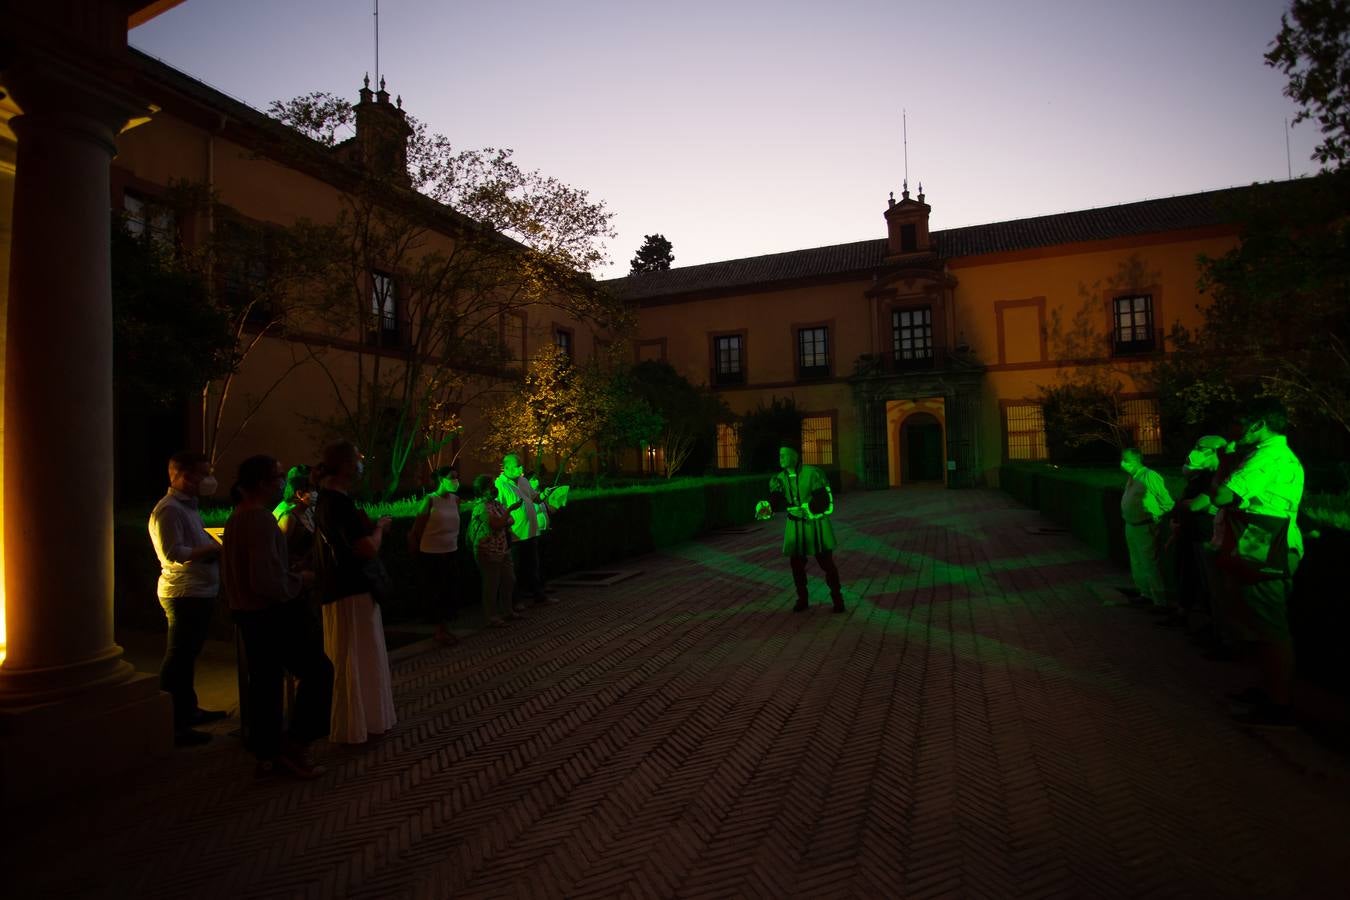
[409,465,462,646]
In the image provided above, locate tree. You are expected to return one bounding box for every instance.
[629,233,674,275]
[479,344,660,481]
[268,90,629,497]
[1266,0,1350,170]
[628,360,727,478]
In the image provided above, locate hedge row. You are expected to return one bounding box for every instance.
[115,474,773,634]
[1000,462,1350,695]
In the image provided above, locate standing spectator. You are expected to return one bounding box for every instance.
[408,466,463,646]
[1161,435,1228,629]
[148,450,226,746]
[312,441,397,744]
[469,474,517,627]
[222,456,332,779]
[755,445,845,613]
[273,466,317,569]
[1213,399,1305,729]
[1118,447,1175,611]
[496,454,558,608]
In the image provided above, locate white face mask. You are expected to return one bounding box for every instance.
[196,475,218,497]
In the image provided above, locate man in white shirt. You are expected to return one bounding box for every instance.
[1119,447,1175,610]
[1211,399,1304,730]
[148,450,226,745]
[495,454,558,607]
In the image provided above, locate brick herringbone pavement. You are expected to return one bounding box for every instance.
[7,489,1350,899]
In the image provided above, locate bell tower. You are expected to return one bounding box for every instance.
[883,181,932,258]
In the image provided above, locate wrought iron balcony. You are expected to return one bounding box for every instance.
[1111,328,1163,357]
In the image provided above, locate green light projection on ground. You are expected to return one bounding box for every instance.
[665,519,1120,689]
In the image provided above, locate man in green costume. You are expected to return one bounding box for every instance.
[756,445,845,613]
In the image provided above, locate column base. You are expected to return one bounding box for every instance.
[0,672,172,809]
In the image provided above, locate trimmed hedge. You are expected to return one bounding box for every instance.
[1001,462,1350,696]
[115,474,773,632]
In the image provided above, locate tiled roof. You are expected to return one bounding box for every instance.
[608,186,1261,302]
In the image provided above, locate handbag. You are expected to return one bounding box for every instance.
[1215,507,1292,584]
[362,556,393,606]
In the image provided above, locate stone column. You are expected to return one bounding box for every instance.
[0,54,171,805]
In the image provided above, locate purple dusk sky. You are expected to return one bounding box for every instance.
[130,0,1319,279]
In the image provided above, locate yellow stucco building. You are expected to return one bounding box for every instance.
[610,184,1243,489]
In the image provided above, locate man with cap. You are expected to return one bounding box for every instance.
[1118,447,1175,610]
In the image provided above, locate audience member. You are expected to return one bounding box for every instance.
[273,465,317,568]
[496,454,558,608]
[1118,447,1175,611]
[1162,435,1227,629]
[222,455,332,779]
[313,441,397,744]
[408,465,463,646]
[469,474,517,628]
[148,450,227,746]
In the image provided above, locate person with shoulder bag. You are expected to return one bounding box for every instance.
[312,441,397,745]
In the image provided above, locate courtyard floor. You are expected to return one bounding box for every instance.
[7,488,1350,898]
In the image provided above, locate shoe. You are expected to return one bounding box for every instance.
[1154,613,1186,627]
[174,728,212,747]
[255,759,280,778]
[507,611,526,621]
[278,744,326,779]
[1148,605,1175,615]
[535,596,560,606]
[513,603,529,613]
[831,602,846,614]
[433,630,459,646]
[793,601,808,613]
[1117,587,1142,599]
[1225,686,1269,707]
[1231,703,1296,730]
[487,617,508,628]
[1202,645,1239,662]
[189,708,229,726]
[1127,596,1152,609]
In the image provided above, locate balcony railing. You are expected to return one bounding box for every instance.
[710,367,746,387]
[1111,328,1163,357]
[888,347,945,372]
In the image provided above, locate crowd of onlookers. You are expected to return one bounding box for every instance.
[148,440,562,778]
[1117,397,1306,730]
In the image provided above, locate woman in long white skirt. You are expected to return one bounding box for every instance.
[313,441,397,744]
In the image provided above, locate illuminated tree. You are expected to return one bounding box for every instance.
[629,234,674,275]
[269,91,629,496]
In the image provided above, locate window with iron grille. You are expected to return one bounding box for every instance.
[714,334,744,384]
[1120,397,1163,455]
[797,326,829,378]
[1113,294,1155,353]
[892,308,933,360]
[370,271,399,345]
[1004,403,1048,461]
[716,423,740,469]
[800,415,835,466]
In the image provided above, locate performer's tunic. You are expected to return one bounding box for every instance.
[768,465,836,557]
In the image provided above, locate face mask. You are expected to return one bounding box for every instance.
[356,461,365,477]
[1183,450,1212,472]
[197,475,218,497]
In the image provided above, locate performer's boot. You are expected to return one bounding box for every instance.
[790,555,809,611]
[819,551,845,613]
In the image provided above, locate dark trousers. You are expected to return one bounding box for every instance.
[159,595,216,728]
[789,551,842,603]
[418,550,459,622]
[512,537,546,601]
[234,601,333,760]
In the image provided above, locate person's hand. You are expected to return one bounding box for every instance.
[378,515,393,531]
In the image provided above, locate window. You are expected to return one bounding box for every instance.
[554,327,573,360]
[892,307,933,362]
[900,223,917,253]
[1120,398,1163,455]
[800,415,835,466]
[713,334,745,386]
[797,326,830,379]
[503,312,526,365]
[1004,403,1048,461]
[123,192,176,249]
[716,423,740,469]
[370,271,399,346]
[1113,294,1155,354]
[642,444,665,475]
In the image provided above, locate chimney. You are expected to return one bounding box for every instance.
[349,74,413,186]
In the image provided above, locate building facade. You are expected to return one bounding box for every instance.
[610,184,1245,489]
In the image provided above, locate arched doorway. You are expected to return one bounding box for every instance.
[899,411,945,483]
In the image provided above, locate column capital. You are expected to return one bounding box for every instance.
[1,49,157,156]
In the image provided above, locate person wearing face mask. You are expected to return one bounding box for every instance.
[496,454,559,608]
[149,450,228,746]
[1118,447,1175,611]
[408,465,463,646]
[222,456,332,779]
[754,445,845,613]
[1209,399,1305,730]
